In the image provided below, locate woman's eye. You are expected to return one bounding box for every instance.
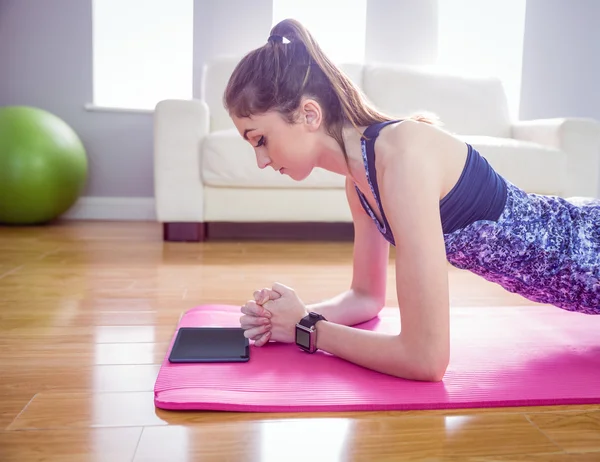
[255,136,266,148]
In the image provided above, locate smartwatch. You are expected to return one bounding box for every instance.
[295,312,327,353]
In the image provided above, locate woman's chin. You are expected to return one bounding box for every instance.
[284,167,313,182]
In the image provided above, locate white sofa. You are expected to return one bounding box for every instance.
[154,58,600,241]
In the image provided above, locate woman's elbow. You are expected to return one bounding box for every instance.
[390,336,449,382]
[417,362,448,382]
[404,352,449,382]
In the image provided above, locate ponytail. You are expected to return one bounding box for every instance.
[269,19,393,137]
[224,18,437,158]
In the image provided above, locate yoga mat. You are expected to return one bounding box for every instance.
[154,304,600,412]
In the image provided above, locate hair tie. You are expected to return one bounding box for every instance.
[268,34,283,44]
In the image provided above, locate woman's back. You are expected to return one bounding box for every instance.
[354,120,507,239]
[357,119,600,314]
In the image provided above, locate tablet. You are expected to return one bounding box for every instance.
[168,327,250,363]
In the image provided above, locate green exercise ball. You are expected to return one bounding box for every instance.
[0,106,88,225]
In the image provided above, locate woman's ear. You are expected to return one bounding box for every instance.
[300,98,323,131]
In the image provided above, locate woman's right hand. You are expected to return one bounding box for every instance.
[239,288,281,346]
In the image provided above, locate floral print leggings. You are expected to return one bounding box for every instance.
[444,181,600,314]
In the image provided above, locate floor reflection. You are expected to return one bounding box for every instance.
[444,415,472,436]
[94,325,157,343]
[260,418,351,462]
[132,426,191,462]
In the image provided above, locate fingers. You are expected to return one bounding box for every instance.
[240,290,281,347]
[239,313,270,329]
[241,300,271,318]
[253,331,271,347]
[243,323,271,339]
[271,282,294,296]
[253,289,267,304]
[253,288,281,305]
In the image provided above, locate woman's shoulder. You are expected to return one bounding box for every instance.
[375,118,439,166]
[374,118,469,197]
[377,118,466,159]
[378,118,446,151]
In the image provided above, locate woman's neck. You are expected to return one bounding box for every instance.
[315,124,368,186]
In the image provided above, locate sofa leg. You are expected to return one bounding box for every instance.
[163,222,207,242]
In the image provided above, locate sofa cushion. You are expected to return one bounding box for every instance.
[362,64,512,138]
[463,136,567,196]
[202,130,567,196]
[201,129,346,188]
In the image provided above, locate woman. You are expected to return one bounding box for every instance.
[224,19,600,381]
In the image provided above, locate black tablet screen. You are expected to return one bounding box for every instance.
[168,327,249,363]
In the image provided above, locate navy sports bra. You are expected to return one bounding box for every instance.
[354,120,507,245]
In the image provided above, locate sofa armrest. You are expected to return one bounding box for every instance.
[511,118,600,197]
[153,99,210,222]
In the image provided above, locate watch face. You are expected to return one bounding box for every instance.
[295,328,311,348]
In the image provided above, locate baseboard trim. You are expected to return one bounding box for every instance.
[164,222,207,241]
[208,221,355,241]
[62,196,156,221]
[162,221,354,242]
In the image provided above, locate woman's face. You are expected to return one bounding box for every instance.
[231,100,324,182]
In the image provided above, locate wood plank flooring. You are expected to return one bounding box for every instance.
[1,221,599,461]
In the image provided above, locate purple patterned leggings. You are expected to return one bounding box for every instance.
[444,181,600,314]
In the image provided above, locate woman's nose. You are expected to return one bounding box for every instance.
[256,152,271,169]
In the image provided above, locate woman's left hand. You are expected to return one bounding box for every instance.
[242,283,308,344]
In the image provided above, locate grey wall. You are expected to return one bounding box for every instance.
[520,0,600,121]
[193,0,273,98]
[0,0,154,198]
[365,0,438,65]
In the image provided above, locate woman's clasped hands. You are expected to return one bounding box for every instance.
[239,283,308,346]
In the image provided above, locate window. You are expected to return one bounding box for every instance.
[436,0,527,119]
[272,0,367,64]
[91,0,193,110]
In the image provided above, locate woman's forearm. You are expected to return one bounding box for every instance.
[314,320,447,382]
[306,289,383,326]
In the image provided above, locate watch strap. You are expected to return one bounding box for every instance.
[298,312,327,328]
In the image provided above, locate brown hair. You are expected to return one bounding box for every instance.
[224,18,435,157]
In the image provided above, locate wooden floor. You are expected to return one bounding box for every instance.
[0,221,599,462]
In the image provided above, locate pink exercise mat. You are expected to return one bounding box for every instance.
[154,304,600,412]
